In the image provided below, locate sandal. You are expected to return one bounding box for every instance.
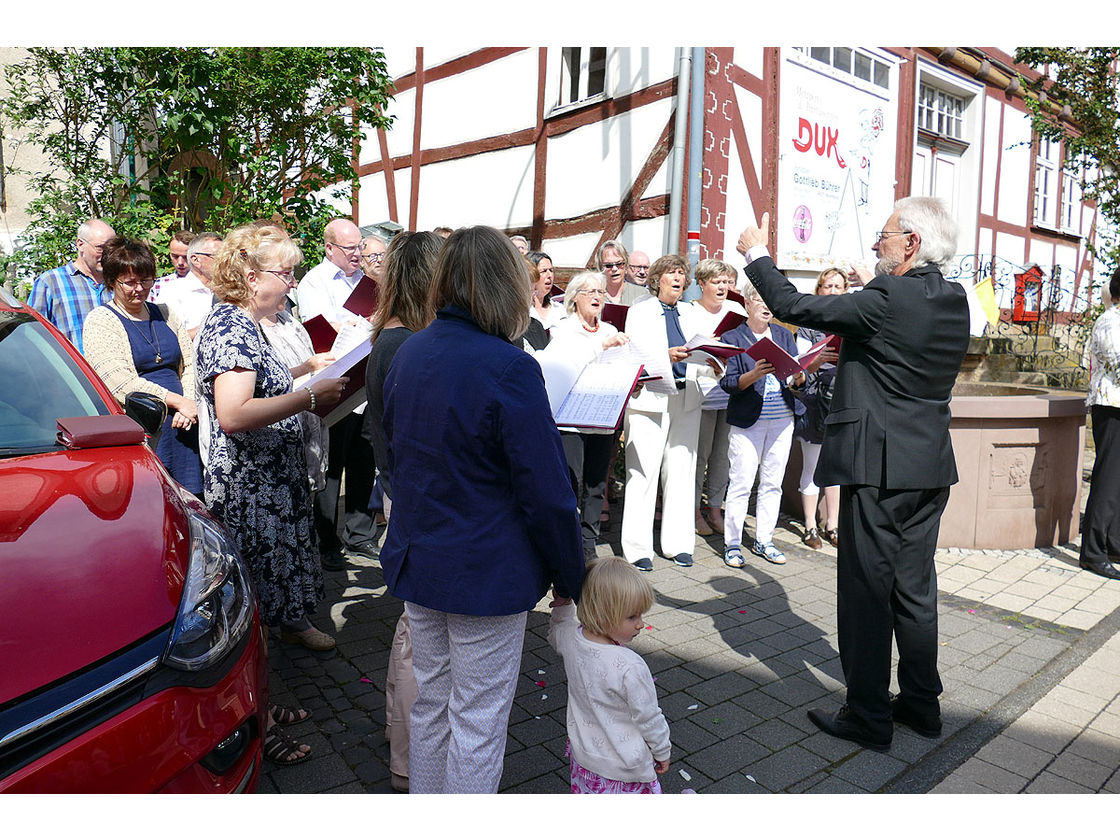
[270,703,311,726]
[264,727,312,766]
[723,546,746,568]
[824,528,839,548]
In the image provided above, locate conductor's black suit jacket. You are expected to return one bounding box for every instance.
[746,256,970,490]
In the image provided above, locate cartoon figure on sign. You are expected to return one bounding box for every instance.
[828,106,886,252]
[793,205,812,244]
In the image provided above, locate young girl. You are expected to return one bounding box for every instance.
[549,556,671,794]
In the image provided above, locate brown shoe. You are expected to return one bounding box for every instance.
[705,507,725,532]
[802,527,823,550]
[824,528,839,548]
[391,772,410,793]
[695,509,713,536]
[281,625,336,651]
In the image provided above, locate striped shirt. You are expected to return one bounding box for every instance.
[26,261,108,354]
[758,372,794,421]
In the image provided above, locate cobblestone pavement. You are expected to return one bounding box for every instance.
[259,475,1120,795]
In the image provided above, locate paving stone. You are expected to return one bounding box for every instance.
[954,757,1028,792]
[1046,749,1115,790]
[975,735,1053,778]
[740,744,829,792]
[1024,770,1095,793]
[1065,729,1120,768]
[684,734,771,781]
[830,749,908,791]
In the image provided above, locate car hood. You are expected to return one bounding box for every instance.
[0,447,189,705]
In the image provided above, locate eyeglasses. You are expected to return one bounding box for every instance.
[874,230,912,244]
[263,269,297,285]
[601,261,626,270]
[116,277,155,289]
[79,239,107,253]
[631,265,650,274]
[193,252,216,259]
[362,252,386,262]
[329,242,362,253]
[579,289,606,297]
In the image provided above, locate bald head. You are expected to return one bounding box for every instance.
[323,218,362,274]
[628,250,651,286]
[76,219,116,281]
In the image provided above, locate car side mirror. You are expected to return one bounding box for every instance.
[124,392,167,445]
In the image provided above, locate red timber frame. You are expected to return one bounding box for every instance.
[353,48,677,271]
[348,47,1096,310]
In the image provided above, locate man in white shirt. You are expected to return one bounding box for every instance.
[154,231,221,340]
[298,218,379,570]
[149,230,194,302]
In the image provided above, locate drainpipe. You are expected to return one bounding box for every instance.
[667,48,691,256]
[682,47,706,302]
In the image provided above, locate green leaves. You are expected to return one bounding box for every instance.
[1,47,395,288]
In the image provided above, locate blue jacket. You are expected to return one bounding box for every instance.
[380,305,585,616]
[719,321,806,429]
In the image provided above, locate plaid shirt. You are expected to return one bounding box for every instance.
[26,261,108,354]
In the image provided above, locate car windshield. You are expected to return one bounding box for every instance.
[0,311,111,456]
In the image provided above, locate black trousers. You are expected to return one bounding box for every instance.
[1081,405,1120,565]
[836,484,949,740]
[314,410,377,553]
[561,430,618,560]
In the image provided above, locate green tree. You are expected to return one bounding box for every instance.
[1,47,393,295]
[1014,47,1120,268]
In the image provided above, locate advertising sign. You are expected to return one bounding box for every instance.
[777,50,899,273]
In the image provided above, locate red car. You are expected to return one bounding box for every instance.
[0,288,267,793]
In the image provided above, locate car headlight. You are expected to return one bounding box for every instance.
[163,511,254,672]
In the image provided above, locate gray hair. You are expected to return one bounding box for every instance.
[595,239,629,271]
[187,232,223,259]
[509,235,529,248]
[563,271,607,316]
[894,196,957,270]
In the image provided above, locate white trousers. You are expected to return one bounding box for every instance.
[724,417,794,547]
[799,438,823,495]
[695,408,731,509]
[621,396,701,562]
[405,602,527,793]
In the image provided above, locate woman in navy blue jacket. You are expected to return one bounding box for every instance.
[719,283,812,568]
[380,226,585,793]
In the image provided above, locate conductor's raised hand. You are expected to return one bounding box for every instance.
[312,376,349,406]
[736,212,770,256]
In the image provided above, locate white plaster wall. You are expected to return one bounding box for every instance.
[383,47,417,80]
[418,52,540,151]
[995,230,1025,308]
[357,170,391,225]
[545,99,674,222]
[542,231,607,270]
[980,98,1000,217]
[609,48,675,98]
[1054,241,1080,311]
[411,144,537,231]
[365,88,416,165]
[997,109,1033,229]
[639,154,671,204]
[735,47,766,81]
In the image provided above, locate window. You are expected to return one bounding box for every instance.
[794,47,890,90]
[917,84,965,141]
[1033,135,1059,228]
[1061,155,1086,234]
[559,47,607,108]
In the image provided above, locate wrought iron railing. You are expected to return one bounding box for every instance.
[943,254,1096,389]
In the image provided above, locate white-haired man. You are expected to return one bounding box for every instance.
[737,196,969,753]
[297,218,379,570]
[27,218,116,353]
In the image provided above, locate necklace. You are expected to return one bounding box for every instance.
[111,300,163,364]
[581,319,600,333]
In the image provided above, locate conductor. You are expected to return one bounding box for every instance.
[737,196,969,751]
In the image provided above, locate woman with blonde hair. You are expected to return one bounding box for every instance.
[379,225,585,793]
[195,225,347,763]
